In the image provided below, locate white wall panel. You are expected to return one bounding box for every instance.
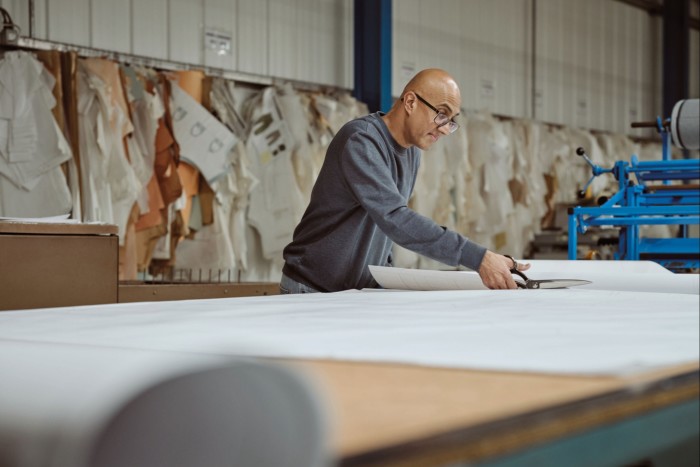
[168,0,202,64]
[33,0,48,39]
[46,0,91,46]
[468,1,499,113]
[394,0,529,118]
[295,0,313,83]
[91,0,130,53]
[0,0,30,37]
[236,0,268,76]
[487,0,528,117]
[394,0,660,133]
[267,0,351,86]
[588,0,606,132]
[329,0,353,88]
[132,0,168,59]
[203,0,237,70]
[294,0,347,86]
[268,0,298,79]
[341,0,353,89]
[393,0,420,95]
[459,1,492,115]
[13,0,348,88]
[569,0,590,130]
[536,0,565,125]
[535,0,657,134]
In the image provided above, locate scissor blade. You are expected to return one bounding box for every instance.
[533,279,592,289]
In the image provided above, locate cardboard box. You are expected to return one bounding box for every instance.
[0,222,118,311]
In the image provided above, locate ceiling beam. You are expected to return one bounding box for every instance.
[613,0,700,30]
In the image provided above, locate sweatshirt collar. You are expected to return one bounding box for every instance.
[372,112,410,156]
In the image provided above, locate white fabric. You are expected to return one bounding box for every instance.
[151,203,175,261]
[503,120,540,256]
[77,60,140,243]
[0,52,73,218]
[197,83,256,277]
[0,52,71,190]
[463,112,498,249]
[274,83,318,203]
[175,174,237,274]
[209,78,248,138]
[480,115,514,234]
[0,283,696,377]
[0,166,71,217]
[245,87,305,263]
[126,75,163,213]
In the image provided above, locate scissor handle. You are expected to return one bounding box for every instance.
[505,255,529,288]
[511,268,529,283]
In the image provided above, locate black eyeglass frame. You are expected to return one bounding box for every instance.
[413,92,459,134]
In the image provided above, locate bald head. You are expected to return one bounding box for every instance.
[382,68,461,149]
[400,68,461,113]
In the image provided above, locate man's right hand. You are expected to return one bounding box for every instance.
[477,250,530,289]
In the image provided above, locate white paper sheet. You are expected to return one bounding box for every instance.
[0,341,328,467]
[170,84,237,184]
[369,261,699,295]
[0,287,697,377]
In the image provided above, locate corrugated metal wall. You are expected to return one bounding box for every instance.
[393,0,669,136]
[533,0,652,134]
[2,0,698,134]
[394,0,531,121]
[1,0,354,88]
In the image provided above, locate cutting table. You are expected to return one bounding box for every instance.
[0,262,697,467]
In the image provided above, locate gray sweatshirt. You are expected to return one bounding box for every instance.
[282,113,487,291]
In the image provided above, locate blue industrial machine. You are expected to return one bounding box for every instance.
[568,99,700,271]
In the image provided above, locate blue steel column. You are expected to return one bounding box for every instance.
[568,212,578,260]
[353,0,392,113]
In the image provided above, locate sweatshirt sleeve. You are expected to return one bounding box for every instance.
[339,132,487,271]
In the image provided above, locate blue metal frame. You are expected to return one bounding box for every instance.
[478,398,699,467]
[568,122,700,271]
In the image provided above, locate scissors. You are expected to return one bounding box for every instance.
[504,255,591,289]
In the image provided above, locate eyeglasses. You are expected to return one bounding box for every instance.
[414,93,459,134]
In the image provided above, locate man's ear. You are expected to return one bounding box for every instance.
[402,92,416,114]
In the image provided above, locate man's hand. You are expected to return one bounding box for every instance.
[477,250,531,289]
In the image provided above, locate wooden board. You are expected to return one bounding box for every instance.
[118,282,279,302]
[288,360,699,466]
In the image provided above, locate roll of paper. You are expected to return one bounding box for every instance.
[0,341,328,467]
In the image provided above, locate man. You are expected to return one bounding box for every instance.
[281,68,528,293]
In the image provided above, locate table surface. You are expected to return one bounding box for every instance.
[293,359,699,466]
[0,220,118,235]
